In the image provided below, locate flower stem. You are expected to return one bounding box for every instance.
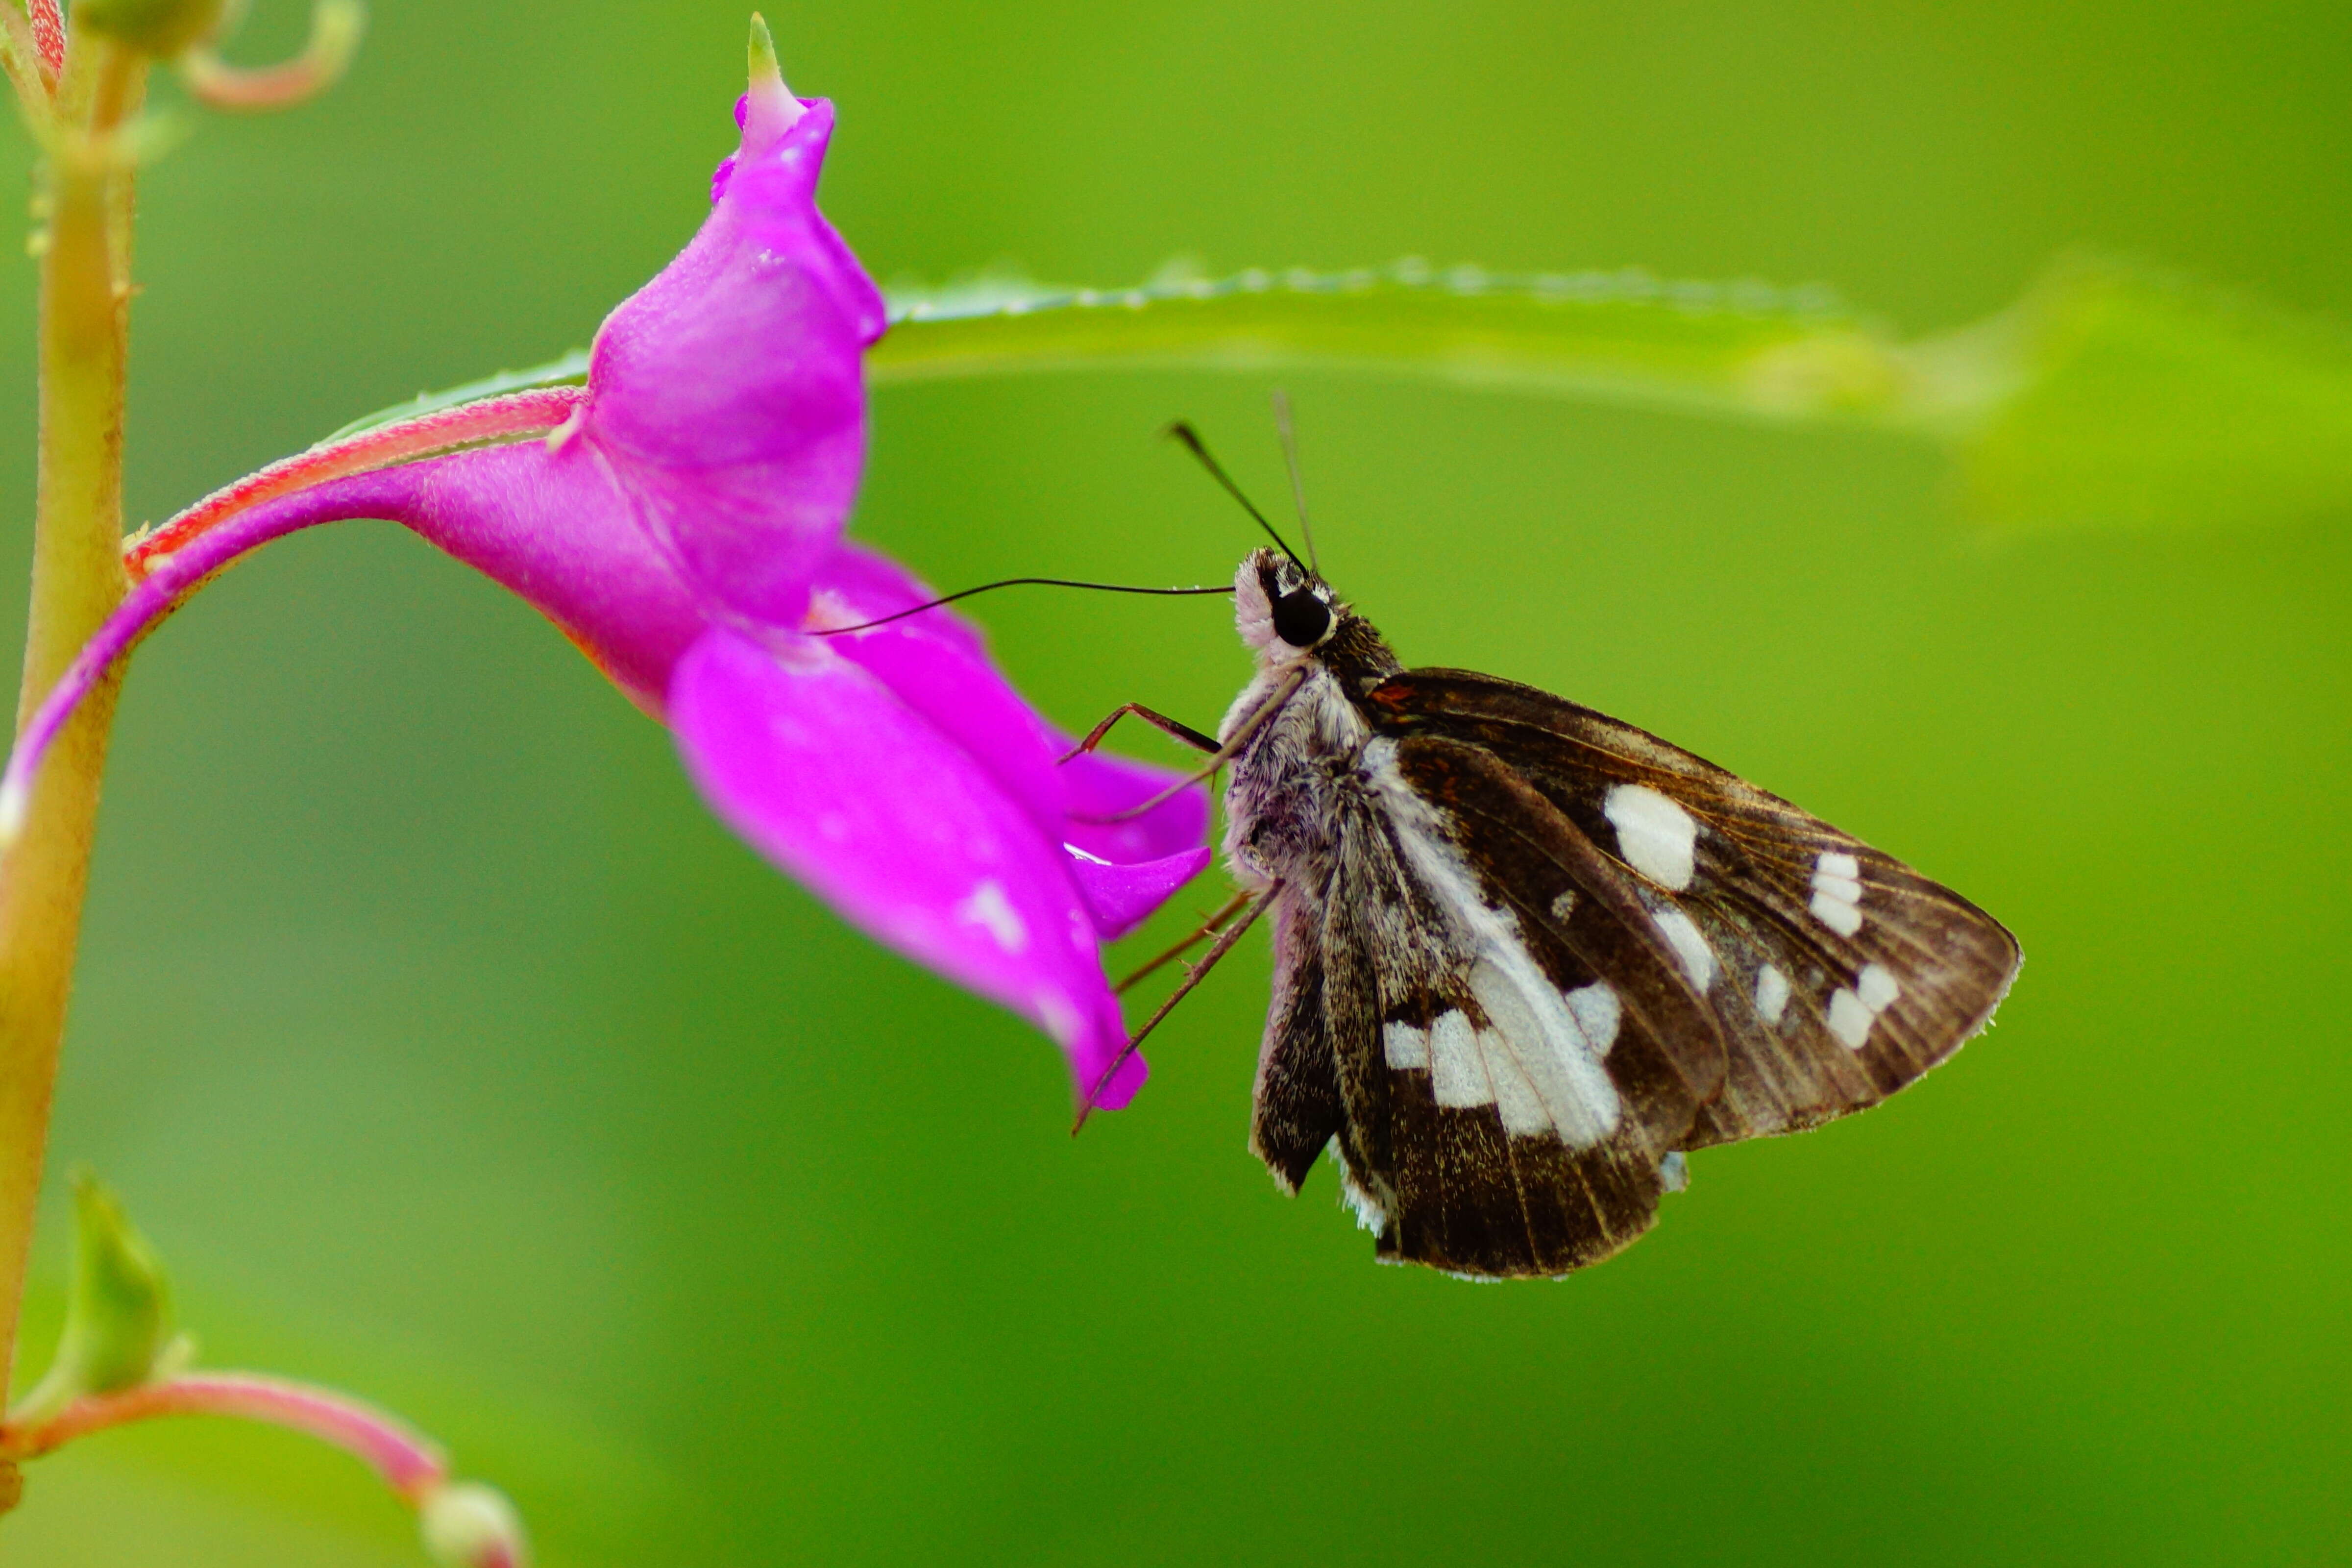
[0,1371,529,1567]
[0,32,144,1452]
[3,1371,445,1490]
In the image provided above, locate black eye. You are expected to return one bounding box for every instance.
[1273,588,1332,647]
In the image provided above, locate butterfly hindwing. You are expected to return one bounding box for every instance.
[1362,669,2022,1146]
[1271,731,1729,1276]
[1248,897,1343,1194]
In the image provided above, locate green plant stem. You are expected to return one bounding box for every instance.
[0,32,143,1473]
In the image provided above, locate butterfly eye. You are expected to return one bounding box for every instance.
[1272,588,1332,647]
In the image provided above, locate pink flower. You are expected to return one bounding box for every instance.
[2,36,1205,1108]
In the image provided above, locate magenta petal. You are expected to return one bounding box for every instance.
[1058,746,1215,867]
[1067,845,1213,941]
[805,540,988,661]
[806,543,1064,837]
[671,627,1147,1108]
[587,99,888,627]
[807,542,1211,938]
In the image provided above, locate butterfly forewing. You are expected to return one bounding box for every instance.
[1362,669,2022,1146]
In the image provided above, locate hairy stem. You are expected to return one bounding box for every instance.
[0,32,144,1452]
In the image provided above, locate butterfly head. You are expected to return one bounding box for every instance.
[1234,547,1341,660]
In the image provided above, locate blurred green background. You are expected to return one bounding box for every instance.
[2,0,2348,1562]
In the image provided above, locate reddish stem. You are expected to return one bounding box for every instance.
[5,1371,448,1495]
[126,384,585,579]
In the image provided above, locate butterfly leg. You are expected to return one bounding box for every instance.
[1060,702,1219,761]
[1115,889,1253,994]
[1073,882,1281,1132]
[1073,667,1307,826]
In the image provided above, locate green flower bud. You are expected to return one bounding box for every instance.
[419,1480,530,1568]
[74,0,235,59]
[13,1172,178,1424]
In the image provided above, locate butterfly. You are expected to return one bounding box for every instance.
[1076,418,2022,1280]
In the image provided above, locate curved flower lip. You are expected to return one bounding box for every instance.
[803,540,1212,895]
[0,69,1213,1111]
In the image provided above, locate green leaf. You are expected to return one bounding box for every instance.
[1917,254,2352,530]
[312,255,2352,534]
[9,1172,182,1427]
[868,259,1911,426]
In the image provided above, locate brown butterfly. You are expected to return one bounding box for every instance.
[1078,419,2020,1279]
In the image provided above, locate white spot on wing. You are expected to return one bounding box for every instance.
[1479,1026,1555,1136]
[1604,784,1698,891]
[1428,1010,1489,1107]
[1548,888,1577,922]
[1364,740,1627,1148]
[1383,1020,1430,1070]
[1810,850,1865,937]
[1652,907,1716,991]
[1827,988,1873,1048]
[1825,964,1900,1048]
[955,880,1029,954]
[1659,1151,1690,1193]
[1754,963,1791,1026]
[1565,981,1620,1055]
[1830,960,1903,1050]
[1469,961,1607,1140]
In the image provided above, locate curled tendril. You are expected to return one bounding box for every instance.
[181,0,364,112]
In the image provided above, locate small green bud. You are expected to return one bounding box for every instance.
[75,0,234,59]
[12,1173,178,1425]
[419,1480,529,1568]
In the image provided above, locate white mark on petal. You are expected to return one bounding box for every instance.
[1652,907,1716,991]
[1604,784,1699,891]
[1810,850,1865,937]
[955,879,1029,955]
[1754,963,1791,1026]
[1032,989,1083,1051]
[1383,1020,1430,1071]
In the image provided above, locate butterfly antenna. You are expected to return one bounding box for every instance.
[809,577,1233,636]
[1269,391,1319,578]
[1164,420,1310,575]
